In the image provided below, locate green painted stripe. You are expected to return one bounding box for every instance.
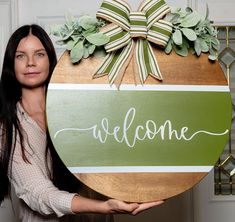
[47,90,231,167]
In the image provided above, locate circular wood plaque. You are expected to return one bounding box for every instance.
[46,48,231,202]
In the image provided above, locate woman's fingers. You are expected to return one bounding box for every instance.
[107,199,164,215]
[107,199,139,213]
[131,200,164,215]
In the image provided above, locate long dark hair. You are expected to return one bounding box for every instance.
[0,24,80,203]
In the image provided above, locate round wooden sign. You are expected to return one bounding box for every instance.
[46,49,231,202]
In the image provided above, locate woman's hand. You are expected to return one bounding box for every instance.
[71,195,164,215]
[105,199,164,215]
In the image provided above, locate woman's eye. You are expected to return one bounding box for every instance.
[36,52,45,57]
[15,54,25,59]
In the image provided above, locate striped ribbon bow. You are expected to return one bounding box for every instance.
[94,0,173,85]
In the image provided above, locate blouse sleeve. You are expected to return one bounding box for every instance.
[9,142,76,218]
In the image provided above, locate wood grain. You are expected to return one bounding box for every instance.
[51,47,227,86]
[75,172,206,202]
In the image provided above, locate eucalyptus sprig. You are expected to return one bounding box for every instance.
[165,6,220,60]
[51,13,110,63]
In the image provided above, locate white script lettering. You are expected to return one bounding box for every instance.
[54,107,229,148]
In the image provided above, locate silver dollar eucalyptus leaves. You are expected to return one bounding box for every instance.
[164,6,220,60]
[51,13,110,63]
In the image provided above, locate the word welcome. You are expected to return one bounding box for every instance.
[54,107,229,148]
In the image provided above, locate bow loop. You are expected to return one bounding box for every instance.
[95,0,173,85]
[139,0,171,28]
[103,24,131,53]
[147,19,173,47]
[97,0,131,31]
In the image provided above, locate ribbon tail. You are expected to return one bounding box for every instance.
[147,41,163,81]
[93,52,114,79]
[102,24,132,53]
[94,40,134,87]
[136,39,163,84]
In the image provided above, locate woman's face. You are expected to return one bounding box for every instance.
[14,34,50,89]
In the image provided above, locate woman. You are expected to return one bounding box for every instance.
[0,24,163,222]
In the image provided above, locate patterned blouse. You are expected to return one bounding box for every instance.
[9,102,76,221]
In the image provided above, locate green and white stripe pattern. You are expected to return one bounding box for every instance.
[136,39,162,82]
[95,41,134,84]
[129,12,147,37]
[95,0,173,84]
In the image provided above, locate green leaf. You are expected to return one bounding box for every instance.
[55,40,65,46]
[83,47,90,58]
[164,13,175,22]
[194,39,202,56]
[70,41,84,63]
[88,44,96,54]
[66,40,76,50]
[199,38,209,52]
[86,33,110,46]
[79,15,98,30]
[82,27,97,37]
[71,35,83,42]
[180,11,201,27]
[174,44,188,57]
[208,54,217,60]
[208,48,217,60]
[165,40,173,54]
[172,30,183,45]
[181,28,197,41]
[62,29,74,40]
[93,47,107,58]
[211,37,220,51]
[50,25,63,37]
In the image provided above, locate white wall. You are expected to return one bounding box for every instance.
[0,0,234,221]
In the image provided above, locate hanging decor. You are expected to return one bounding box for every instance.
[48,0,231,202]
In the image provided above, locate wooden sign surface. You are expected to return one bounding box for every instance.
[47,49,231,202]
